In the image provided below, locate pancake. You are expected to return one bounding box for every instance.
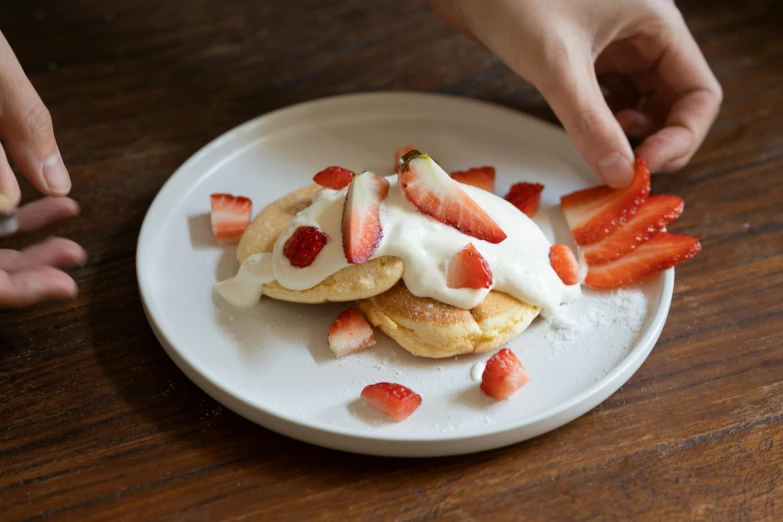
[359,283,541,358]
[236,183,404,303]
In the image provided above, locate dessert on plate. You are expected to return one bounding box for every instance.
[210,148,700,420]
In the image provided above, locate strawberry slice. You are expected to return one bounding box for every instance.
[342,171,390,264]
[395,146,416,171]
[361,382,422,421]
[480,348,531,400]
[328,307,375,358]
[582,195,684,265]
[505,182,544,218]
[283,226,329,268]
[447,243,492,289]
[549,244,581,285]
[451,166,496,192]
[210,193,252,242]
[399,150,507,244]
[561,157,651,246]
[584,232,701,289]
[313,166,354,190]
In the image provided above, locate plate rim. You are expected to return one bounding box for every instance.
[136,91,673,456]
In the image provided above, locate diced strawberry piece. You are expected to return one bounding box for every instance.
[283,226,329,268]
[342,171,390,264]
[549,244,581,285]
[505,182,544,217]
[561,157,651,246]
[584,232,701,289]
[328,307,375,358]
[451,166,496,192]
[210,193,252,242]
[361,382,422,421]
[582,195,684,265]
[480,348,531,400]
[313,166,354,190]
[447,243,492,289]
[399,150,507,244]
[394,146,416,171]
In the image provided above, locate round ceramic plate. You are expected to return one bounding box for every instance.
[137,92,672,457]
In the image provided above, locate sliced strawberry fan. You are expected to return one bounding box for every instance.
[559,156,701,289]
[584,233,701,289]
[581,195,684,266]
[561,157,651,246]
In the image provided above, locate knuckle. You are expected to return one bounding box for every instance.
[20,102,54,138]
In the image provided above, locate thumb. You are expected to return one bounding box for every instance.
[535,59,635,188]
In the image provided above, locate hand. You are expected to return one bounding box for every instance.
[0,198,85,308]
[0,30,71,213]
[429,0,722,187]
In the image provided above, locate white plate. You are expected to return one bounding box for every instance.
[137,92,672,457]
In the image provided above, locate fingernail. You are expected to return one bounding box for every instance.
[42,152,71,195]
[597,152,633,188]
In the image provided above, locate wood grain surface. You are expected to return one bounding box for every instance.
[1,0,781,520]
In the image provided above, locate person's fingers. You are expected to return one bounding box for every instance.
[635,88,722,172]
[0,143,20,214]
[633,10,722,172]
[0,31,71,197]
[0,237,86,273]
[533,53,635,187]
[615,109,655,139]
[0,266,77,309]
[12,197,80,235]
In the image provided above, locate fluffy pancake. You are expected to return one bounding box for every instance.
[236,183,404,303]
[359,283,541,358]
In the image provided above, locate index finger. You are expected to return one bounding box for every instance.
[0,31,71,197]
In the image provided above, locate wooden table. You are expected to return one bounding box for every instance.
[1,1,781,520]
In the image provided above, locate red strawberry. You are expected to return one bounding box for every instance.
[313,166,354,190]
[451,166,496,192]
[328,307,375,358]
[447,243,492,289]
[210,193,252,242]
[480,348,531,400]
[399,150,507,244]
[342,171,390,264]
[584,232,701,289]
[549,244,581,285]
[582,195,684,265]
[505,182,544,218]
[395,145,416,171]
[283,226,329,268]
[361,382,422,421]
[561,157,651,246]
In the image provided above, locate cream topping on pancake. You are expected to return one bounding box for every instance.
[216,160,580,317]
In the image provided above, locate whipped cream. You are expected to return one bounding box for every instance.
[214,253,275,307]
[216,161,580,316]
[470,362,485,382]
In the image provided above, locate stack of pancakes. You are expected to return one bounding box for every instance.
[237,185,541,358]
